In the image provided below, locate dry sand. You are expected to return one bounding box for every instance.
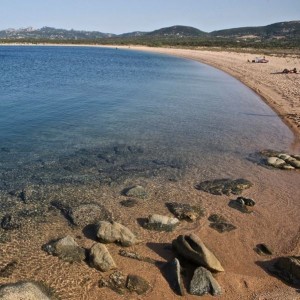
[0,45,300,300]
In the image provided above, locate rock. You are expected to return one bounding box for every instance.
[166,202,204,222]
[97,221,139,246]
[236,196,256,207]
[195,178,252,196]
[99,270,127,294]
[229,198,253,214]
[89,243,116,272]
[119,249,156,264]
[1,215,21,230]
[282,164,295,170]
[120,199,138,207]
[286,158,300,169]
[267,157,287,168]
[123,185,147,199]
[208,214,236,233]
[292,154,300,160]
[272,256,300,285]
[43,235,86,263]
[172,234,224,272]
[254,244,273,256]
[278,153,291,160]
[0,281,57,300]
[0,261,17,278]
[68,203,113,227]
[190,267,222,296]
[260,149,281,157]
[126,274,151,295]
[143,214,179,232]
[163,258,185,296]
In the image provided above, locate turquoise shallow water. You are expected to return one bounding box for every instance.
[0,46,294,188]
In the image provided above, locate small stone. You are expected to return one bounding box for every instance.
[89,243,116,272]
[120,199,138,207]
[123,185,147,199]
[0,261,18,278]
[286,158,300,169]
[163,258,185,296]
[99,270,127,294]
[97,221,139,246]
[208,214,236,233]
[1,215,21,230]
[166,202,204,222]
[236,196,256,206]
[172,233,224,272]
[126,274,150,295]
[255,244,273,256]
[143,214,179,232]
[190,267,222,296]
[119,249,156,264]
[43,235,86,263]
[0,281,57,300]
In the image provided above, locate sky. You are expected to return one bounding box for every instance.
[1,0,299,34]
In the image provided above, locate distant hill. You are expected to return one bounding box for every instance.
[0,21,299,48]
[211,21,300,40]
[0,26,115,40]
[145,25,207,37]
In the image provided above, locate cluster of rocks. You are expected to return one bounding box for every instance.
[229,196,256,214]
[260,150,300,170]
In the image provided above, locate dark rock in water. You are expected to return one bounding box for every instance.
[236,196,256,207]
[195,178,253,196]
[208,214,236,233]
[99,270,127,294]
[255,244,273,256]
[97,221,140,246]
[0,261,17,278]
[1,215,21,230]
[190,266,222,296]
[126,274,151,295]
[0,147,10,152]
[172,233,224,272]
[229,199,252,214]
[271,256,300,285]
[166,202,204,222]
[68,203,113,226]
[143,214,179,232]
[0,281,57,300]
[163,258,185,296]
[43,235,86,263]
[123,185,147,199]
[120,199,139,207]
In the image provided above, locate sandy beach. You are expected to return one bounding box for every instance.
[0,45,299,300]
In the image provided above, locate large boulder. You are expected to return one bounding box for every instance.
[172,234,224,272]
[97,221,139,246]
[43,235,86,263]
[190,267,222,296]
[89,243,116,272]
[0,281,57,300]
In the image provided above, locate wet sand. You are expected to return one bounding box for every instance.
[0,45,300,299]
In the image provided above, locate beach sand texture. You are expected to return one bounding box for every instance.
[0,46,299,300]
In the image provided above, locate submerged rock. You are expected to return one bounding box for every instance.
[120,199,139,207]
[143,214,179,232]
[43,235,86,263]
[195,178,252,196]
[97,221,139,246]
[190,267,222,296]
[123,185,147,199]
[236,196,256,207]
[0,281,57,300]
[208,214,236,233]
[166,202,204,222]
[1,215,21,230]
[163,258,185,296]
[126,274,151,295]
[172,233,224,272]
[229,197,256,214]
[271,256,300,285]
[89,243,116,272]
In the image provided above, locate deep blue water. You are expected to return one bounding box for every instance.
[0,46,294,186]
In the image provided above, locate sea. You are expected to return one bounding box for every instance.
[0,45,294,190]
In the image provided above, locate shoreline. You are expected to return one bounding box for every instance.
[2,43,299,149]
